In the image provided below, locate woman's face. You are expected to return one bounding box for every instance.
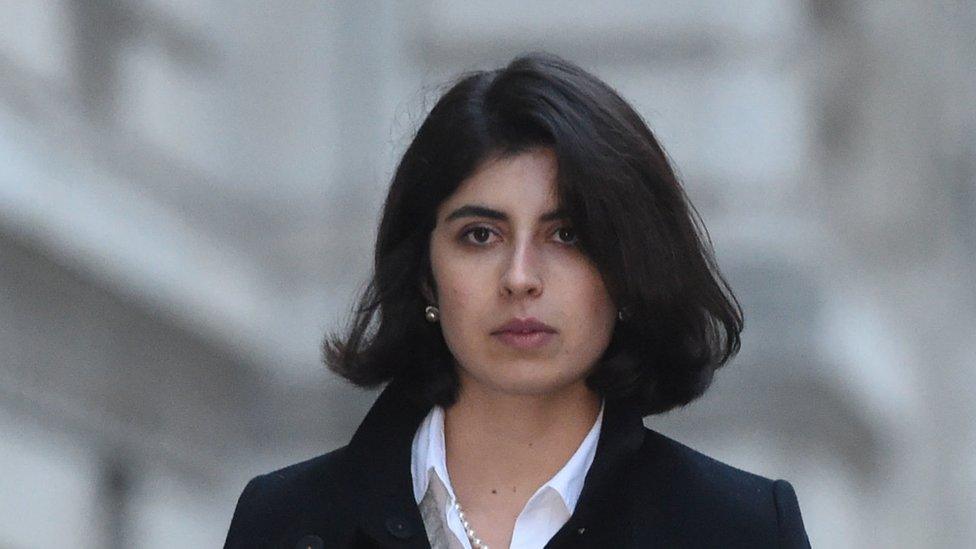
[428,147,617,399]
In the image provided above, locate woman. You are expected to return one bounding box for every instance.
[224,52,811,548]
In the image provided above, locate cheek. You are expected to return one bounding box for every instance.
[436,276,493,367]
[440,281,479,330]
[591,282,617,320]
[569,268,617,340]
[430,244,486,341]
[435,261,481,311]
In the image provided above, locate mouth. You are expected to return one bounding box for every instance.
[492,330,556,349]
[491,317,557,349]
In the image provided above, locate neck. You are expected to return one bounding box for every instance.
[442,379,601,517]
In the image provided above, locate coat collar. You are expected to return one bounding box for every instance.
[341,380,646,548]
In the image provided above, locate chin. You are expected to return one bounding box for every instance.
[467,366,589,398]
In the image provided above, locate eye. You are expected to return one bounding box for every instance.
[460,226,498,245]
[554,226,578,245]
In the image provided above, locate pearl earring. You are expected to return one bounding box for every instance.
[424,305,440,323]
[618,307,631,321]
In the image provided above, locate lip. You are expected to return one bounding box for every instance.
[491,317,557,334]
[491,317,557,349]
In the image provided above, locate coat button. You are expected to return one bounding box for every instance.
[295,534,323,549]
[385,516,416,539]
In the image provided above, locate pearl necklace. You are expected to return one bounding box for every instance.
[451,499,489,549]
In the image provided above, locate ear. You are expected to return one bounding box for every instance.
[420,274,437,305]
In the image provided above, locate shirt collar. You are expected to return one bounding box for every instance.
[410,405,453,504]
[544,400,604,512]
[410,400,605,513]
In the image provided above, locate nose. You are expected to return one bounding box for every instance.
[500,240,543,298]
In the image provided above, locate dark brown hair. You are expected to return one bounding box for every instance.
[323,52,743,416]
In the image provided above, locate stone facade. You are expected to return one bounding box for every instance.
[0,2,973,547]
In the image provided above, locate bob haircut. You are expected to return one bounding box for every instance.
[324,52,743,416]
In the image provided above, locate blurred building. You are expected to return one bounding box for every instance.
[1,1,974,547]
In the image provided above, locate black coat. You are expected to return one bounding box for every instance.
[224,381,812,548]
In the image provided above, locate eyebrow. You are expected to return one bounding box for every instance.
[444,204,568,223]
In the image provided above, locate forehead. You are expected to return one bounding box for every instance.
[439,148,560,218]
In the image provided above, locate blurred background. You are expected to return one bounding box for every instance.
[1,1,974,547]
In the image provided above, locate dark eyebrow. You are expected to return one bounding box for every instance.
[444,204,568,223]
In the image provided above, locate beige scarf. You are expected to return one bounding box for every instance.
[418,470,468,549]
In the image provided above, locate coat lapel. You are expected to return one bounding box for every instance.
[344,381,434,548]
[544,395,647,547]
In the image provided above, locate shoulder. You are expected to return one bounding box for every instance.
[224,447,352,548]
[637,426,773,494]
[249,446,351,500]
[625,427,810,547]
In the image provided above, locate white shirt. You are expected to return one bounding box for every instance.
[410,401,604,549]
